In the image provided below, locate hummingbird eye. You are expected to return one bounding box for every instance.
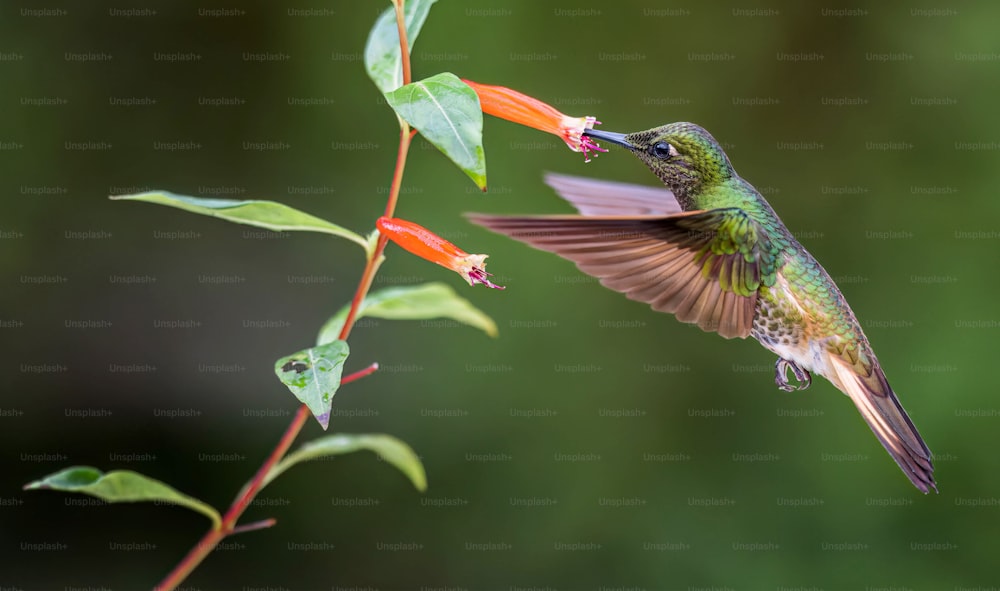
[651,141,674,159]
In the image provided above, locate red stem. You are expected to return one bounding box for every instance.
[230,518,277,536]
[341,362,380,385]
[153,362,379,589]
[155,4,415,587]
[155,12,417,591]
[394,0,412,86]
[339,125,415,342]
[155,405,310,591]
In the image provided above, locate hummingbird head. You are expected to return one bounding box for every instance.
[584,122,734,208]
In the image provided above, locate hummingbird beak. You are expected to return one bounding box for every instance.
[582,128,633,149]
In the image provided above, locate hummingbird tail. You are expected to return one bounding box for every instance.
[829,357,936,493]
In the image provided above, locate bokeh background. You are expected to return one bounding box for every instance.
[3,1,999,589]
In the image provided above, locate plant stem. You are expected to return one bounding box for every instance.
[230,518,277,536]
[385,126,419,219]
[394,0,412,87]
[155,3,415,587]
[339,0,418,341]
[155,404,310,591]
[341,362,380,385]
[154,361,381,590]
[338,123,416,342]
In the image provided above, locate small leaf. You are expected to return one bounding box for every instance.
[385,73,487,190]
[274,341,350,429]
[111,192,369,252]
[364,0,438,94]
[317,282,497,345]
[24,466,221,529]
[263,433,426,492]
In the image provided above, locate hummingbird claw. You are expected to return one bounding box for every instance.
[775,358,812,392]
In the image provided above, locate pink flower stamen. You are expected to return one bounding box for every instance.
[467,266,505,290]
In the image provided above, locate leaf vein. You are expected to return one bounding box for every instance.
[415,82,473,161]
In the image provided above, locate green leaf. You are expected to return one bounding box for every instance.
[364,0,438,94]
[274,341,350,430]
[317,282,498,345]
[24,466,221,529]
[385,73,487,190]
[263,433,426,492]
[111,192,369,253]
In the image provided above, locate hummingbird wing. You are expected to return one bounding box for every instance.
[828,355,936,492]
[543,172,682,216]
[467,208,778,339]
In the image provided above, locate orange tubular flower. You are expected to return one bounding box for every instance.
[462,79,608,162]
[376,216,505,290]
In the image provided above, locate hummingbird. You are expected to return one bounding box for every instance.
[468,122,935,493]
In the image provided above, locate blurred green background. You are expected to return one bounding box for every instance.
[3,1,999,589]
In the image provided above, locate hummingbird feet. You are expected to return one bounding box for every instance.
[775,358,812,392]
